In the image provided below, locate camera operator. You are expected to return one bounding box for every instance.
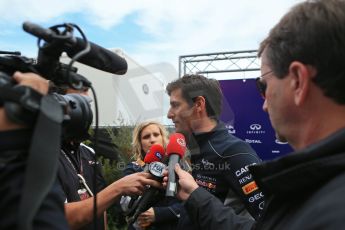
[56,86,162,230]
[0,71,69,230]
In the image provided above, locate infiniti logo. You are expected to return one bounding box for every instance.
[275,139,288,145]
[250,124,261,130]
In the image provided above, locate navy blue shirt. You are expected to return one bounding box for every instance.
[57,142,106,230]
[0,129,69,230]
[176,122,264,229]
[189,122,264,218]
[123,161,181,230]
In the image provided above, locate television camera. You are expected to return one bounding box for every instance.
[0,22,128,230]
[0,21,127,140]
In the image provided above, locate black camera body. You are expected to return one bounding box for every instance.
[0,54,93,141]
[0,22,111,141]
[0,22,128,230]
[1,21,127,140]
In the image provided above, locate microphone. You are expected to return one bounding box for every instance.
[22,21,128,75]
[65,38,127,75]
[165,133,186,197]
[122,144,165,216]
[127,161,166,225]
[143,144,165,171]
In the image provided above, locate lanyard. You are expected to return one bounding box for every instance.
[61,149,93,196]
[61,149,83,174]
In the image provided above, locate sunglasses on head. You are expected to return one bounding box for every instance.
[255,70,273,99]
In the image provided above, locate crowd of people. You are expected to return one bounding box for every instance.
[1,0,345,229]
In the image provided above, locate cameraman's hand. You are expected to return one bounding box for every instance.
[13,71,49,95]
[115,172,162,196]
[163,164,198,201]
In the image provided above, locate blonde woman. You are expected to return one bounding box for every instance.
[127,121,169,169]
[123,120,181,230]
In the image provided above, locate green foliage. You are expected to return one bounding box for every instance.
[106,126,133,163]
[95,125,135,230]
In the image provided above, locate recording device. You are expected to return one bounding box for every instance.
[0,22,128,230]
[0,21,128,140]
[23,21,127,77]
[165,133,187,197]
[126,161,167,225]
[121,144,165,218]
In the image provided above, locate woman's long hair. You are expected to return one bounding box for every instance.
[131,120,169,161]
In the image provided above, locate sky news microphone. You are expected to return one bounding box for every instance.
[165,133,186,197]
[127,161,166,224]
[121,144,165,218]
[23,21,128,75]
[143,144,165,172]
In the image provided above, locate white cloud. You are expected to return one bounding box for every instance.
[125,0,302,66]
[0,0,302,67]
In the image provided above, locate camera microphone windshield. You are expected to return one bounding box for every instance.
[23,21,128,75]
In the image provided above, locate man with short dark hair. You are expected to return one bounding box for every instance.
[166,74,264,228]
[56,86,161,230]
[168,0,345,229]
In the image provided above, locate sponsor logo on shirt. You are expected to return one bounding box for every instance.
[235,163,256,177]
[259,201,265,210]
[238,174,253,185]
[242,181,258,195]
[195,179,216,190]
[248,192,264,203]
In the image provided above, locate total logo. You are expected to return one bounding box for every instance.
[247,123,266,134]
[225,124,236,134]
[245,139,262,144]
[177,138,186,147]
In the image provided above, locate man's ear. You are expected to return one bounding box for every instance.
[289,61,317,106]
[193,96,206,113]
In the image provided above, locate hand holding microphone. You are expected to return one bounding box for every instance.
[127,159,167,224]
[165,133,186,197]
[124,144,166,224]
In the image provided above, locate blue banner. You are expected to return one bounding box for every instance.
[219,79,292,161]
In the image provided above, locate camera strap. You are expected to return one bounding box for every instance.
[17,94,64,230]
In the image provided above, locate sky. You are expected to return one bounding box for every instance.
[0,0,302,70]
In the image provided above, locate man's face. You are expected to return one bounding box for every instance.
[167,88,195,134]
[260,50,294,142]
[65,87,89,96]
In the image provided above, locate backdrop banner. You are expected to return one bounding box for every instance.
[219,78,292,161]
